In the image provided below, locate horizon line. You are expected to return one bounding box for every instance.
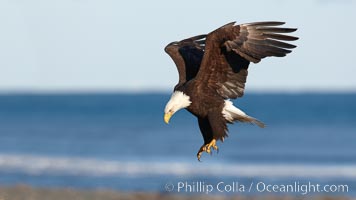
[0,89,355,95]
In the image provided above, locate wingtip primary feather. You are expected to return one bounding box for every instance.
[245,21,286,26]
[255,27,298,33]
[262,33,299,41]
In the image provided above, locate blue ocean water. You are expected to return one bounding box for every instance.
[0,93,355,196]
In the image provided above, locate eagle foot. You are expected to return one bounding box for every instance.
[197,139,218,161]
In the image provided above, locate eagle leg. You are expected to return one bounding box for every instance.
[197,139,218,161]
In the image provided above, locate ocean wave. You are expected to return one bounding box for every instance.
[0,153,355,178]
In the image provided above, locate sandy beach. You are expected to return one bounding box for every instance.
[0,185,353,200]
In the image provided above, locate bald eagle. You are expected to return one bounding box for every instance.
[163,21,298,161]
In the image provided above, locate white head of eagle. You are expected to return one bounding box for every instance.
[164,91,191,124]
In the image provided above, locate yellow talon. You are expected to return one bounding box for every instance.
[196,139,218,161]
[197,151,203,161]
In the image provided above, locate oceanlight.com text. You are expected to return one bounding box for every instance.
[164,181,349,195]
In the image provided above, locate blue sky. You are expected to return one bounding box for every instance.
[0,0,355,92]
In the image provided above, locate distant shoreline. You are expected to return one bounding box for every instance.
[0,185,353,200]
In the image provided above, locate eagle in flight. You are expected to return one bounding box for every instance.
[163,21,298,161]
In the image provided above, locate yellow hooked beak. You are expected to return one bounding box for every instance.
[164,112,173,124]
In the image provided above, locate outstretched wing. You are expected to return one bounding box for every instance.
[164,35,206,88]
[195,21,298,99]
[224,21,298,63]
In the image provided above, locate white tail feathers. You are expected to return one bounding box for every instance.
[222,100,265,128]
